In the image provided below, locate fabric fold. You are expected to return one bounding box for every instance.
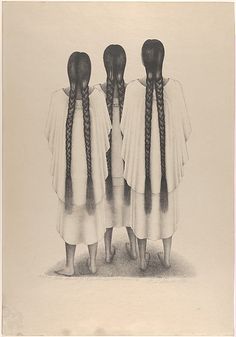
[45,87,111,207]
[120,79,191,195]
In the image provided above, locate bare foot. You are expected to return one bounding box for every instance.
[56,265,74,277]
[139,252,150,271]
[87,258,97,274]
[105,246,116,264]
[125,242,137,260]
[158,252,171,269]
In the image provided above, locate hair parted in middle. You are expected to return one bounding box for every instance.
[142,39,168,214]
[65,51,95,215]
[103,44,130,203]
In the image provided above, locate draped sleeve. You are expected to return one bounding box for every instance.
[170,80,191,171]
[92,85,112,155]
[89,87,112,187]
[120,81,145,190]
[45,88,112,207]
[45,90,58,153]
[45,89,67,202]
[177,81,192,141]
[120,80,135,136]
[120,79,191,195]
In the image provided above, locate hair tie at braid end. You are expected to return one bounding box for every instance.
[65,175,73,214]
[124,179,131,205]
[160,175,168,213]
[86,175,95,215]
[105,174,113,201]
[144,175,152,214]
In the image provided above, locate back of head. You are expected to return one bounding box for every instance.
[67,51,91,88]
[113,45,126,82]
[142,39,165,79]
[77,52,91,89]
[103,44,126,82]
[67,52,80,87]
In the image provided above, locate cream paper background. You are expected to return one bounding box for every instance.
[2,2,234,335]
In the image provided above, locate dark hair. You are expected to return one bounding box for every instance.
[65,51,95,215]
[142,39,168,214]
[103,44,129,202]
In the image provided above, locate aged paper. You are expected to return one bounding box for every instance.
[2,2,234,335]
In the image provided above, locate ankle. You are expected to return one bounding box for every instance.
[90,258,96,266]
[139,256,146,263]
[164,254,170,262]
[130,246,137,257]
[130,242,136,250]
[65,263,74,270]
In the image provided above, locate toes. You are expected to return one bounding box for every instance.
[55,268,74,277]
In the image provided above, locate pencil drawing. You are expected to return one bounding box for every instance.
[3,2,234,335]
[45,39,191,277]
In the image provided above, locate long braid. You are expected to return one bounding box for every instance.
[155,78,168,212]
[144,78,154,214]
[117,79,130,205]
[65,82,77,213]
[81,85,95,214]
[105,77,115,200]
[117,79,125,122]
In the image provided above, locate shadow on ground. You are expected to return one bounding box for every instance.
[46,239,195,278]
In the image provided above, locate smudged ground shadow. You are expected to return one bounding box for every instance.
[46,240,195,278]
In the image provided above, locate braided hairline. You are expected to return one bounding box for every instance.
[145,78,154,178]
[106,77,115,177]
[65,84,77,177]
[155,78,166,177]
[117,79,125,121]
[117,78,131,204]
[81,85,92,178]
[106,77,115,124]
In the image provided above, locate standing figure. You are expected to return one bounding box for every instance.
[97,44,137,263]
[121,40,191,271]
[45,52,111,275]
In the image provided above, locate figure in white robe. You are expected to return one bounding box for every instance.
[45,52,111,275]
[121,39,191,271]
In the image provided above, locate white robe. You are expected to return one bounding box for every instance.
[45,86,111,245]
[94,84,130,228]
[120,79,191,240]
